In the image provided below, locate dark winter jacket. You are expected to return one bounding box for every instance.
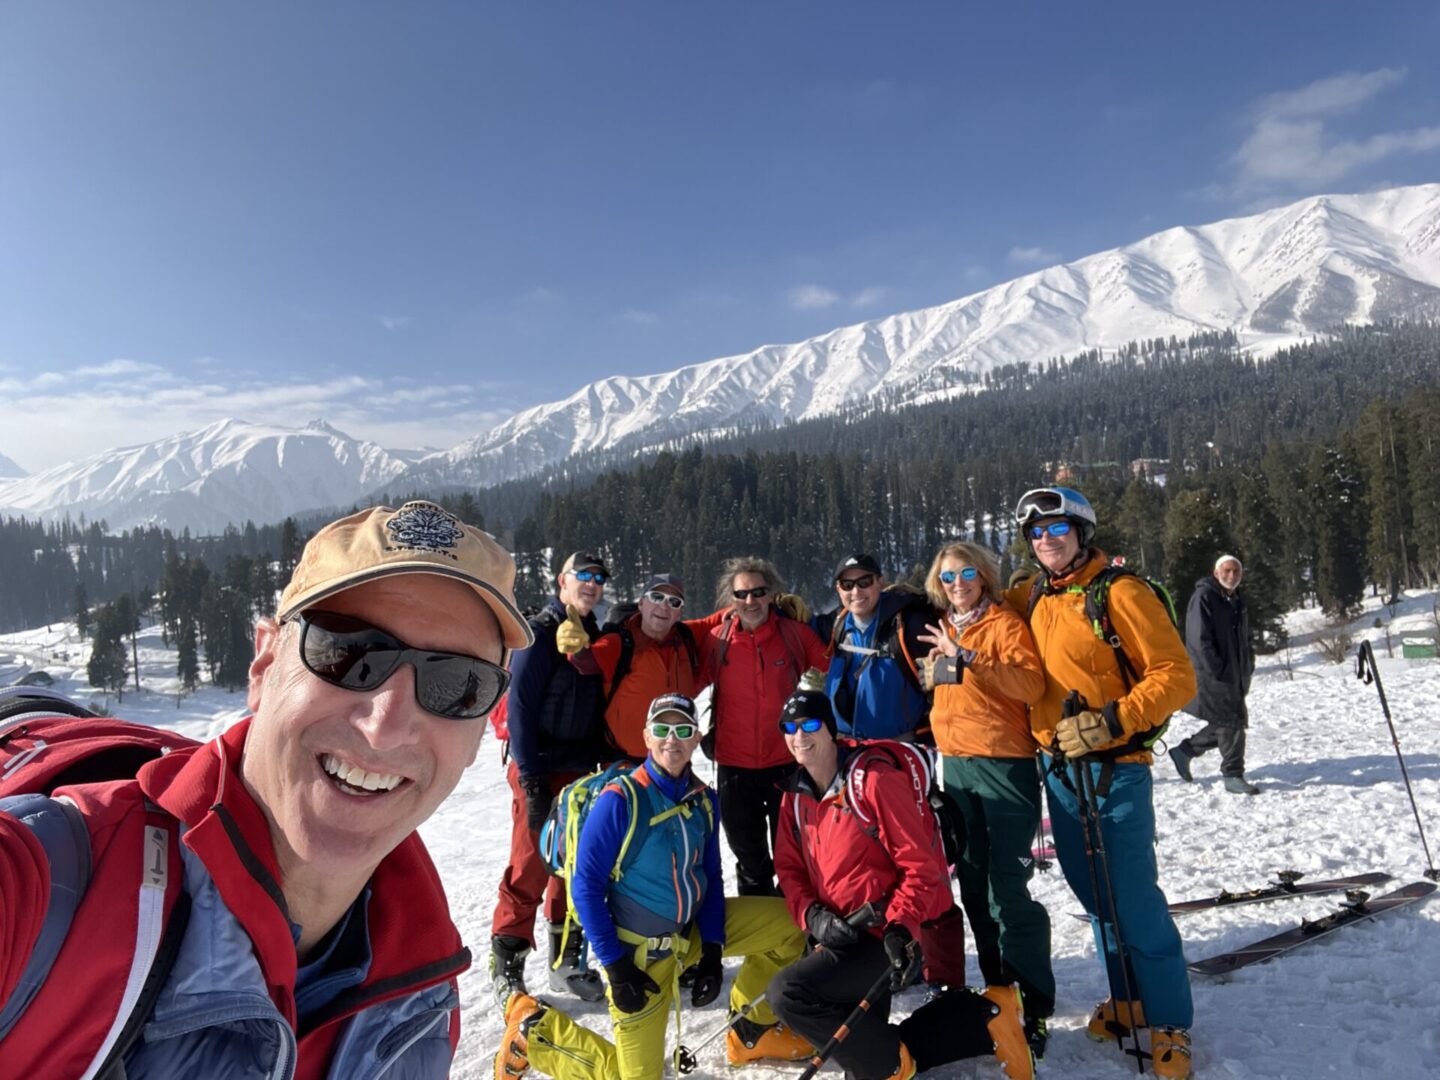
[508,597,605,775]
[1183,576,1254,729]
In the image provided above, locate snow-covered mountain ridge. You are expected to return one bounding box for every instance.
[0,418,417,534]
[400,183,1440,490]
[5,183,1440,531]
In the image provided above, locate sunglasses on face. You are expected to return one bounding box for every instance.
[571,569,608,584]
[644,590,685,609]
[732,586,770,601]
[294,610,509,720]
[1028,521,1073,540]
[836,574,877,591]
[779,717,826,735]
[939,567,980,584]
[649,721,697,740]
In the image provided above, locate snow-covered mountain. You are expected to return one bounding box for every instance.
[0,418,416,535]
[403,183,1440,490]
[8,184,1440,531]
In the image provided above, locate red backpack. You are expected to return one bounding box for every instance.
[0,689,193,1078]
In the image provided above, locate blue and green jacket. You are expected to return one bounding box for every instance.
[570,759,724,968]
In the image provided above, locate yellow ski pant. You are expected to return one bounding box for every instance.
[526,896,804,1080]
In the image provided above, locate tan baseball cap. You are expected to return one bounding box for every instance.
[277,500,534,651]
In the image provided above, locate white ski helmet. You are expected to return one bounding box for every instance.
[1014,486,1096,546]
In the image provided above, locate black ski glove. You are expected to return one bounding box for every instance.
[518,773,551,834]
[806,903,860,950]
[882,923,922,991]
[690,942,724,1007]
[604,956,660,1014]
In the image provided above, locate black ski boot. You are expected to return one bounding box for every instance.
[547,922,606,1002]
[490,934,532,1011]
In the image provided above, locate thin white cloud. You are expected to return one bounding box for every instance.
[1257,68,1406,121]
[789,284,840,310]
[520,286,560,304]
[619,308,659,325]
[0,362,527,472]
[1229,67,1440,193]
[851,286,889,309]
[378,315,414,331]
[1007,246,1061,268]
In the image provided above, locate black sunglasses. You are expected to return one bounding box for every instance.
[294,610,509,720]
[836,574,877,591]
[732,586,770,600]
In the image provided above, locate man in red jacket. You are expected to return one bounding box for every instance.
[769,685,1033,1080]
[699,556,829,896]
[0,500,529,1080]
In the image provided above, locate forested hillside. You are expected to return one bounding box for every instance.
[4,322,1438,669]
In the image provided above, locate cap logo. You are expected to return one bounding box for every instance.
[384,503,464,559]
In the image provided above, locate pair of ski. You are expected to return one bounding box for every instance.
[1173,871,1435,975]
[1069,871,1435,974]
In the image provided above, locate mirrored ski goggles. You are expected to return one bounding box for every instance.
[292,610,509,720]
[836,574,877,591]
[732,586,770,600]
[570,569,608,584]
[1028,521,1073,540]
[779,717,826,735]
[644,590,685,609]
[939,567,980,584]
[649,721,698,740]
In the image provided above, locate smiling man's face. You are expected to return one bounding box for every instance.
[241,573,500,894]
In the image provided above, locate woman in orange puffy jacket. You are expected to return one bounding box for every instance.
[917,541,1053,1055]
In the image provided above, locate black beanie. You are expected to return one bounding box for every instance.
[781,683,838,737]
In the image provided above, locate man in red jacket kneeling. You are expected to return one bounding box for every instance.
[768,681,1033,1080]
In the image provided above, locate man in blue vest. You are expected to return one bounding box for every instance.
[495,694,808,1080]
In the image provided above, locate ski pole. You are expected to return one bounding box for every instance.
[674,903,884,1073]
[1062,690,1144,1075]
[1356,641,1439,881]
[795,964,898,1080]
[674,994,768,1074]
[1034,753,1053,872]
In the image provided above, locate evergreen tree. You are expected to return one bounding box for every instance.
[86,604,129,700]
[1162,487,1235,628]
[1307,442,1367,618]
[177,615,200,694]
[74,582,91,641]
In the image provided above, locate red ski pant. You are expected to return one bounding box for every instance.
[491,760,580,945]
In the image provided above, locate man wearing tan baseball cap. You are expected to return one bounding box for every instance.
[0,499,527,1079]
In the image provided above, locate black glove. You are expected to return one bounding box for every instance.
[518,773,551,834]
[604,955,660,1014]
[690,942,724,1007]
[882,923,921,991]
[806,903,860,950]
[919,654,963,692]
[700,727,716,760]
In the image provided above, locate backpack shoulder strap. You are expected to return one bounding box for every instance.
[0,793,92,1040]
[601,627,636,708]
[773,616,808,682]
[674,622,701,677]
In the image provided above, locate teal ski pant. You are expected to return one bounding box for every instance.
[941,754,1055,1017]
[1043,758,1193,1029]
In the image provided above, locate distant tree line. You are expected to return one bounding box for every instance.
[6,322,1439,673]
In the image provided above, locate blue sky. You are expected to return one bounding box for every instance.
[3,1,1439,472]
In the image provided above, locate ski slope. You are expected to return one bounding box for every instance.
[3,590,1437,1079]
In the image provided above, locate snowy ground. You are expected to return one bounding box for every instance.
[4,589,1438,1079]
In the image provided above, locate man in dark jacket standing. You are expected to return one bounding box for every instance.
[1171,555,1258,795]
[491,551,612,1004]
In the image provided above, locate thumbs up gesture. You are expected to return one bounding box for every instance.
[555,604,590,655]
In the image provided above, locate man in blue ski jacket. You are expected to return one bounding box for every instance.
[495,694,808,1080]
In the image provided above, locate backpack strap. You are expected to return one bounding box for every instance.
[771,616,808,684]
[0,793,92,1040]
[602,627,637,708]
